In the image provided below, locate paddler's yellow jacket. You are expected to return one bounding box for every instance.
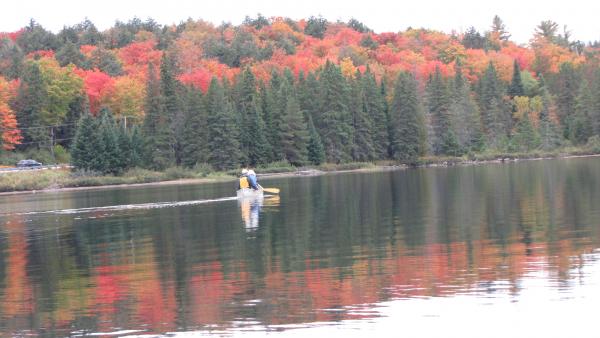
[238,176,250,189]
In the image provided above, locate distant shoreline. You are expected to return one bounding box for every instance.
[1,152,600,196]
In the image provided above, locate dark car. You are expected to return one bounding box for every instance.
[17,159,43,168]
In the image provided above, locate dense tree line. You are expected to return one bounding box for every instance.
[2,15,600,171]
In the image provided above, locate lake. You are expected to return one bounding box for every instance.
[1,157,599,337]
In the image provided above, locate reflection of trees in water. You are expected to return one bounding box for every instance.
[1,159,600,334]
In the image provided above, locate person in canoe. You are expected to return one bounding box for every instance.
[247,169,260,190]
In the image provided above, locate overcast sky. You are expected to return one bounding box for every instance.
[1,0,599,44]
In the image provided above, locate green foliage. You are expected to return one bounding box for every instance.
[508,60,524,97]
[206,78,241,170]
[55,41,85,67]
[510,112,540,151]
[317,61,352,163]
[181,87,207,168]
[306,116,325,165]
[427,67,461,156]
[304,16,328,38]
[350,74,375,161]
[362,69,388,159]
[389,72,423,164]
[142,62,175,170]
[280,92,308,165]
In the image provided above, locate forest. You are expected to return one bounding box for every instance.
[1,15,600,172]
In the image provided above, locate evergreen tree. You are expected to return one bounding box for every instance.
[116,124,132,170]
[427,67,460,156]
[362,69,388,159]
[205,78,240,170]
[160,53,183,165]
[511,111,540,151]
[317,61,353,163]
[235,67,258,164]
[592,70,600,137]
[389,72,423,164]
[479,62,510,142]
[181,87,207,168]
[55,41,85,67]
[70,112,96,170]
[569,80,594,145]
[246,98,271,166]
[97,108,121,174]
[306,115,325,165]
[350,72,375,161]
[555,62,581,138]
[129,126,145,167]
[257,81,276,163]
[298,71,321,120]
[142,62,174,170]
[451,63,484,152]
[14,61,47,148]
[538,88,562,151]
[280,91,309,165]
[508,60,525,97]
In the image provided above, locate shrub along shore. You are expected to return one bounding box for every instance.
[2,147,599,194]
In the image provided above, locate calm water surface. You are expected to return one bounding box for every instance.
[1,158,599,337]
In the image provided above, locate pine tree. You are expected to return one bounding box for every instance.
[479,62,510,143]
[317,61,353,163]
[538,88,562,151]
[181,87,208,168]
[389,72,423,164]
[129,126,145,167]
[306,115,325,165]
[508,60,525,97]
[70,112,96,170]
[55,41,86,68]
[362,68,388,160]
[511,111,539,151]
[205,78,240,170]
[350,72,375,161]
[116,124,132,170]
[143,62,174,170]
[427,67,460,156]
[235,67,258,164]
[450,63,484,152]
[555,62,581,138]
[160,53,183,165]
[14,61,47,148]
[280,91,309,165]
[246,98,271,166]
[569,80,594,145]
[97,108,121,174]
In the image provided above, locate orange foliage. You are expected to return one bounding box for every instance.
[0,76,22,149]
[79,44,97,57]
[117,40,162,77]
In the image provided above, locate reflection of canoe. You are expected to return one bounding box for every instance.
[236,188,264,199]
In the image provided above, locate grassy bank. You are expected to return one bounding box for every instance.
[2,146,600,194]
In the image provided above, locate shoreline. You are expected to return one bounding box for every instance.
[2,152,600,196]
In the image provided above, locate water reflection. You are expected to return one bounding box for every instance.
[239,195,280,230]
[0,158,599,336]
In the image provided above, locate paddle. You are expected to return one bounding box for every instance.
[258,184,280,194]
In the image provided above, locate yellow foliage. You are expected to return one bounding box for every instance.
[340,57,356,78]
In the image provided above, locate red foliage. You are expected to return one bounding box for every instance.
[74,69,115,114]
[179,68,212,92]
[0,77,22,150]
[26,50,55,59]
[0,29,23,42]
